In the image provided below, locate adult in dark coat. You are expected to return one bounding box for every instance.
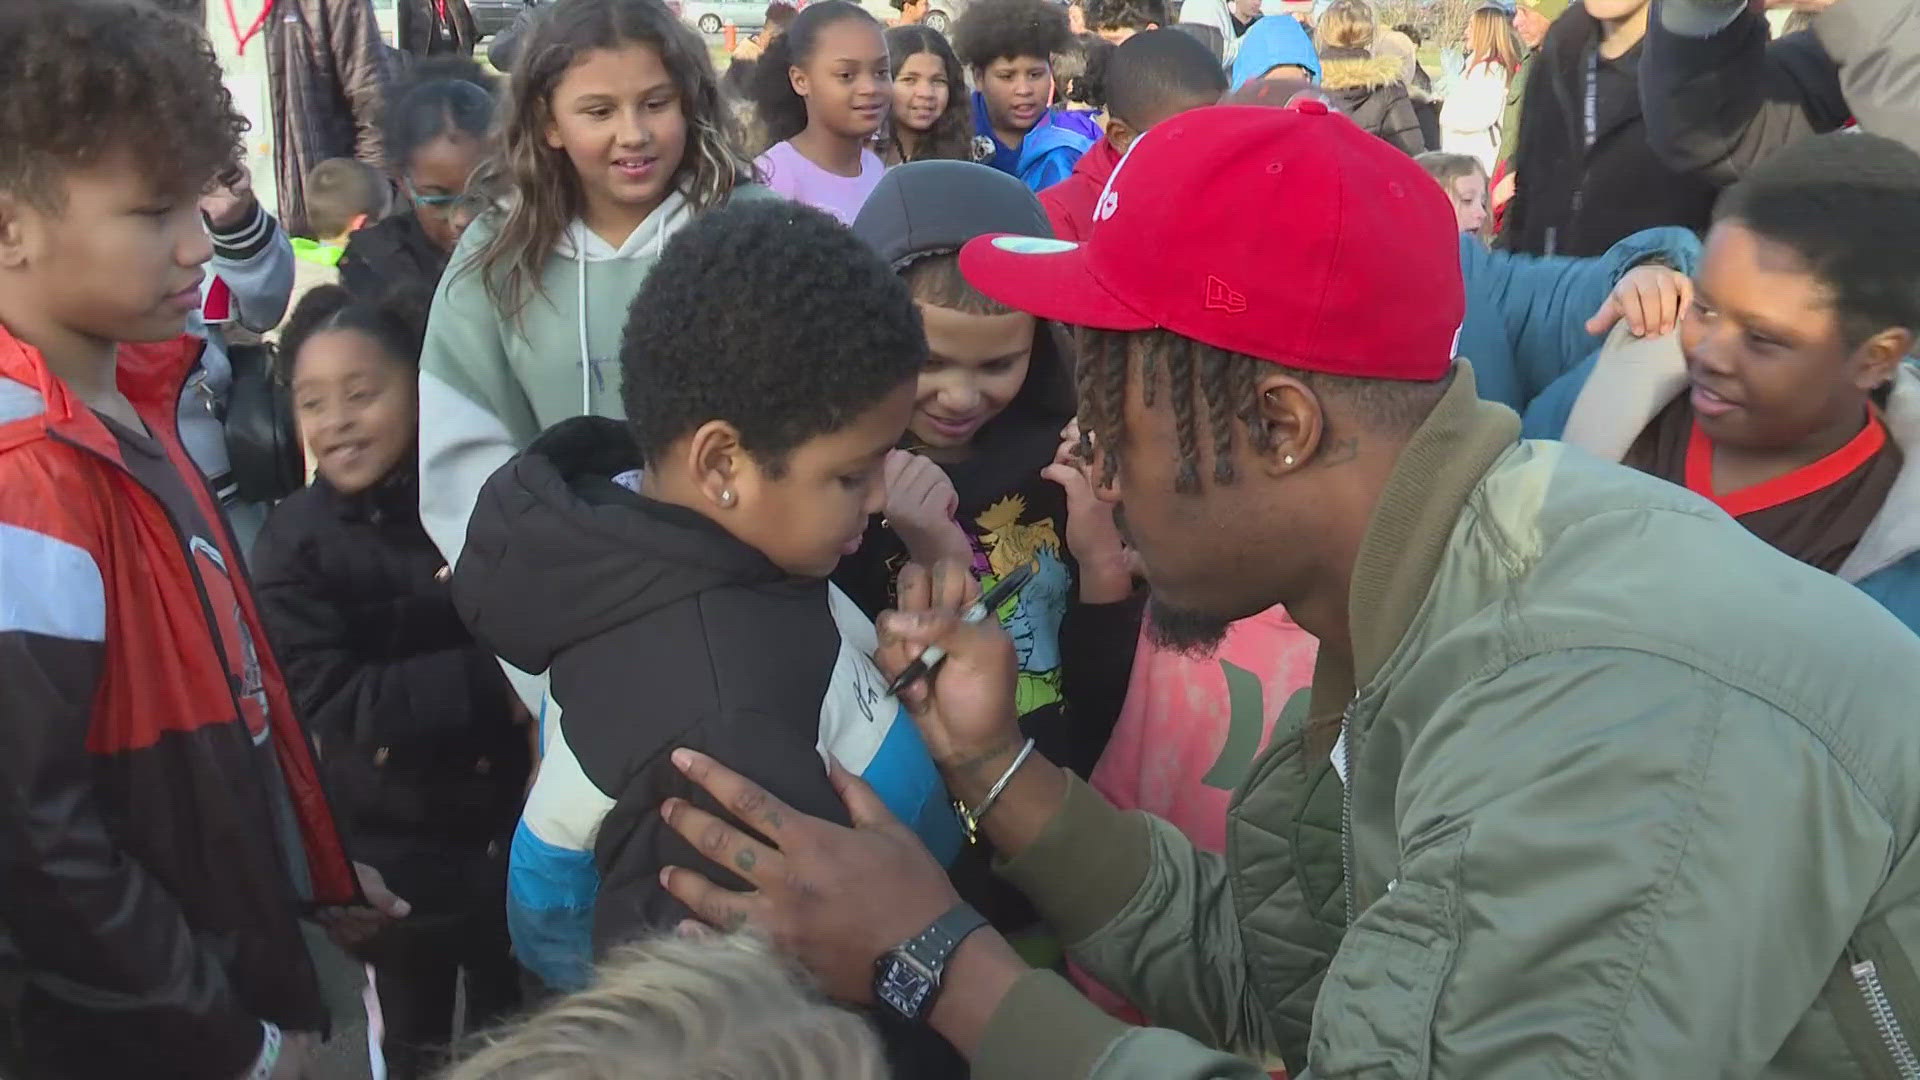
[267,0,392,238]
[1638,0,1891,183]
[1502,0,1717,256]
[252,464,530,1079]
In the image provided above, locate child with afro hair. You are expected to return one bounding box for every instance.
[451,198,970,1076]
[954,0,1101,190]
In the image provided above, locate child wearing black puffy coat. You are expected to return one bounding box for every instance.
[252,285,530,1079]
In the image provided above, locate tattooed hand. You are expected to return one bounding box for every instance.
[660,750,961,1005]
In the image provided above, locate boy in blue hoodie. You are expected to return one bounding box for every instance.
[955,0,1099,190]
[1229,10,1320,87]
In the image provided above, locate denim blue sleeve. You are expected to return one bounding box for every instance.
[1468,227,1702,412]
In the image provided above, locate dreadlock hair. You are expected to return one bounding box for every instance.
[1074,327,1449,493]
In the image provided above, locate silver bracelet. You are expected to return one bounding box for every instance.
[953,738,1037,845]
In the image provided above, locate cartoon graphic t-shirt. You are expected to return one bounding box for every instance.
[833,416,1139,779]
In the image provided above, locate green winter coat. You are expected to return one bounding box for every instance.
[973,364,1920,1079]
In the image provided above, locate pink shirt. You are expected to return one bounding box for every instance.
[1071,606,1318,1078]
[754,141,886,226]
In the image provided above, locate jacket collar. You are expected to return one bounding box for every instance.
[1540,6,1644,143]
[1317,49,1405,91]
[1349,362,1522,685]
[0,322,200,463]
[1560,325,1920,584]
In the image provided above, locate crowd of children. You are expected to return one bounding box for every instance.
[3,0,1918,1077]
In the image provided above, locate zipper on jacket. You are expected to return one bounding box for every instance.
[1340,694,1359,925]
[1852,959,1920,1079]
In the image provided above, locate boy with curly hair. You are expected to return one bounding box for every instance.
[0,3,389,1078]
[954,0,1100,190]
[452,199,968,1076]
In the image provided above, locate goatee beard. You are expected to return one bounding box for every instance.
[1145,597,1232,659]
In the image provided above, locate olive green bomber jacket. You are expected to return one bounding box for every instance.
[972,364,1920,1079]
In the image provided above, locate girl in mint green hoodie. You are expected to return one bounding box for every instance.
[419,0,770,579]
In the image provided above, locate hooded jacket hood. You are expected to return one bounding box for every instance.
[1231,14,1321,87]
[1318,48,1407,91]
[451,416,789,675]
[851,160,1077,421]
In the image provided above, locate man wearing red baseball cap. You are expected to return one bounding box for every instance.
[650,104,1920,1080]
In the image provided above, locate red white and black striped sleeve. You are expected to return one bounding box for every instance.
[0,458,264,1078]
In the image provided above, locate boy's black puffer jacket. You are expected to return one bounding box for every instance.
[251,467,529,854]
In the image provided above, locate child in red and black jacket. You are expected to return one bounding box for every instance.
[0,5,398,1079]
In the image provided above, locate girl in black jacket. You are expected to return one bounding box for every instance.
[339,62,495,302]
[253,286,531,1079]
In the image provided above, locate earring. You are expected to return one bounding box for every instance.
[718,490,736,507]
[1283,454,1296,467]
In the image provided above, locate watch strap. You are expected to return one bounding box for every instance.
[898,903,988,974]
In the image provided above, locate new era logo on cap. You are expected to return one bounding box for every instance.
[957,104,1464,382]
[1205,276,1247,314]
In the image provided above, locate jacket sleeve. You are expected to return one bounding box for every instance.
[1641,0,1850,183]
[418,233,541,570]
[251,510,502,752]
[1309,649,1887,1076]
[1057,590,1145,778]
[970,775,1280,1078]
[590,708,849,945]
[1815,0,1920,149]
[208,201,296,335]
[1466,225,1702,409]
[1381,86,1430,155]
[333,0,391,170]
[0,464,267,1078]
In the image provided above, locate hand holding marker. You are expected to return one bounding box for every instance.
[885,563,1037,697]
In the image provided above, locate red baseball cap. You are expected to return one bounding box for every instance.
[958,103,1464,381]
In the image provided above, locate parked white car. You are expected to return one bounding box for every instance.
[681,0,775,35]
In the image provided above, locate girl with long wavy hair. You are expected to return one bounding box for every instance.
[1440,5,1525,173]
[418,0,771,580]
[881,26,977,165]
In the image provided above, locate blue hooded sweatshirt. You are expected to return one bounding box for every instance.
[1229,15,1321,88]
[972,91,1097,192]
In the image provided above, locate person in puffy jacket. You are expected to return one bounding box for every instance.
[253,285,529,1078]
[1312,0,1425,154]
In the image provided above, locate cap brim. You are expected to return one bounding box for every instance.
[957,233,1155,332]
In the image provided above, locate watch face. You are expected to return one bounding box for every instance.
[876,956,935,1020]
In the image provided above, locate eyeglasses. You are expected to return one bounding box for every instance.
[406,180,493,217]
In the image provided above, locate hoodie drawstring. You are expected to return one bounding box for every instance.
[575,215,674,420]
[578,250,591,417]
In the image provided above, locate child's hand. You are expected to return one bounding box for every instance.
[1043,420,1136,604]
[199,164,259,233]
[882,450,971,567]
[1587,263,1694,339]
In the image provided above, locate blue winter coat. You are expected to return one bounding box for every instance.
[973,92,1097,192]
[1456,225,1701,413]
[1230,14,1320,87]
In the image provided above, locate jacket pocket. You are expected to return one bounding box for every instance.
[1831,923,1920,1080]
[1307,833,1463,1078]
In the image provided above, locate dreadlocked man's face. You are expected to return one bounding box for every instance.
[1085,343,1326,655]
